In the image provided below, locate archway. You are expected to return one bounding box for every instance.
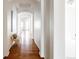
[18,12,33,45]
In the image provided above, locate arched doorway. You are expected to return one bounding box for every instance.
[18,12,33,45]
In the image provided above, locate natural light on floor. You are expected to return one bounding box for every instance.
[18,12,33,46]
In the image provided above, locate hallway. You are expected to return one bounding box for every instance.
[4,39,43,59]
[3,0,50,59]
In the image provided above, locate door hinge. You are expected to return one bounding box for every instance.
[75,33,76,37]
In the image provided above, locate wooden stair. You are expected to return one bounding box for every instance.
[4,39,44,59]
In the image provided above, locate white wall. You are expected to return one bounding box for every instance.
[54,0,65,59]
[43,0,51,59]
[34,3,41,49]
[3,0,12,57]
[50,0,54,59]
[3,0,9,57]
[33,3,43,57]
[40,0,45,57]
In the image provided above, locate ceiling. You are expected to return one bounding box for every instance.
[8,0,41,12]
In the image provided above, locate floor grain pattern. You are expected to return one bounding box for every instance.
[4,39,43,59]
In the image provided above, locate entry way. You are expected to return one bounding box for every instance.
[18,12,33,45]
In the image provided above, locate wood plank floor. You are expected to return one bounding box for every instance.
[4,39,43,59]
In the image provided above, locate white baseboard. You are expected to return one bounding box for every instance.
[66,57,76,59]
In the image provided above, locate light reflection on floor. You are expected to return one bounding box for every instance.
[20,31,33,54]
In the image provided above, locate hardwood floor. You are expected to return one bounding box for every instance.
[4,39,43,59]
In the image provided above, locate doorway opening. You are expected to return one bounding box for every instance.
[17,12,33,45]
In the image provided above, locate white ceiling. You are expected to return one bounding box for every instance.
[8,0,40,6]
[8,0,41,12]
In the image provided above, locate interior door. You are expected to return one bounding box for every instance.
[65,0,76,59]
[76,0,79,59]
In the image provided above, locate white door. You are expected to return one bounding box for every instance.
[76,0,79,59]
[65,0,79,59]
[65,0,76,59]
